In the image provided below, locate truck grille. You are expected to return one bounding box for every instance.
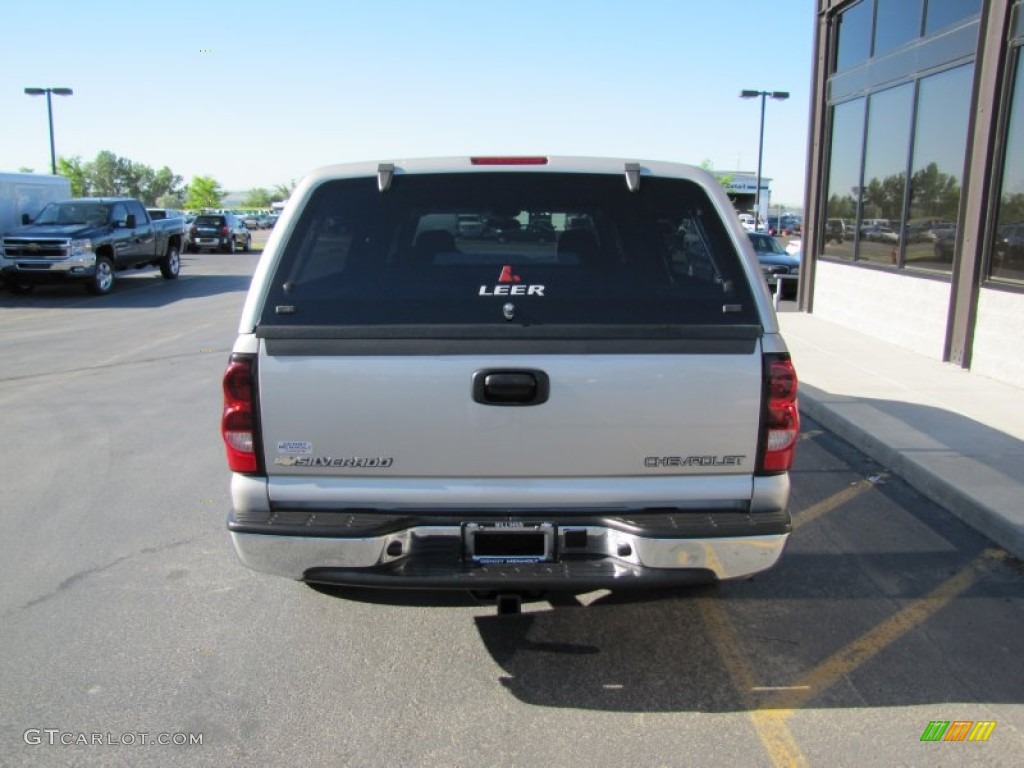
[2,238,69,258]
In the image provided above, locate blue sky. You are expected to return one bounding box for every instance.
[2,0,815,205]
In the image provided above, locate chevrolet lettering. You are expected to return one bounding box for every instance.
[645,455,747,468]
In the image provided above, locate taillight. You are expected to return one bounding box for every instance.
[759,356,799,474]
[220,225,230,236]
[222,354,259,473]
[470,156,549,165]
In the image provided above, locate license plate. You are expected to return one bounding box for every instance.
[464,522,555,563]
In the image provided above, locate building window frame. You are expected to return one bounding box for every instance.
[982,32,1024,291]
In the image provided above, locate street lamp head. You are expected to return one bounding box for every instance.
[770,91,790,100]
[24,87,73,96]
[740,89,760,98]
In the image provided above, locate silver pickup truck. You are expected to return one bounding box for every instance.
[223,157,799,609]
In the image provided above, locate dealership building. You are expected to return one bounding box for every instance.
[801,0,1024,388]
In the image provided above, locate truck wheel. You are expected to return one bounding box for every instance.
[227,238,236,255]
[242,235,250,252]
[5,279,35,295]
[160,245,181,279]
[86,256,115,295]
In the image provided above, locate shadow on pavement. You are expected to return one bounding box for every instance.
[308,419,1024,714]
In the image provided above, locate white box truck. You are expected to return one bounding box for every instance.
[0,172,71,234]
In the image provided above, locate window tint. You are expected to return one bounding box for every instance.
[924,0,981,36]
[835,0,874,72]
[858,83,913,266]
[110,203,129,227]
[991,49,1024,284]
[126,200,147,224]
[822,98,866,261]
[874,0,923,56]
[905,64,973,273]
[259,173,758,331]
[748,233,786,254]
[195,216,225,227]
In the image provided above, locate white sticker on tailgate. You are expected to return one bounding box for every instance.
[277,440,313,455]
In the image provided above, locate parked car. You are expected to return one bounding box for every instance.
[1,198,183,294]
[189,213,251,253]
[995,223,1024,263]
[148,207,193,257]
[767,215,800,235]
[825,218,850,243]
[456,214,486,239]
[932,227,957,260]
[222,156,800,611]
[862,224,899,243]
[748,232,800,300]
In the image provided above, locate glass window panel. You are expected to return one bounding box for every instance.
[859,83,914,266]
[835,0,874,72]
[874,0,923,56]
[991,50,1024,284]
[924,0,981,36]
[822,98,866,261]
[905,64,973,273]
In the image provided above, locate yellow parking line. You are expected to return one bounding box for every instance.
[767,551,994,711]
[699,600,809,768]
[793,479,873,529]
[700,549,1001,765]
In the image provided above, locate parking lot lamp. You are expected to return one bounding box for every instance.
[24,87,74,175]
[740,89,788,230]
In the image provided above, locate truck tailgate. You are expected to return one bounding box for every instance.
[257,346,762,487]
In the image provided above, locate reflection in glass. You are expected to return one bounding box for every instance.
[924,0,981,36]
[905,64,973,273]
[991,50,1024,284]
[835,0,873,72]
[822,99,865,261]
[859,83,913,265]
[874,0,923,56]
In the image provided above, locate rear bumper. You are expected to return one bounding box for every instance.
[228,510,790,589]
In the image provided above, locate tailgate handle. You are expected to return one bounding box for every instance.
[473,369,550,406]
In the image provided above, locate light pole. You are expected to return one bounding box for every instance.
[740,89,788,231]
[24,87,73,175]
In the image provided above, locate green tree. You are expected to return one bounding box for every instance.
[244,187,273,208]
[185,176,224,210]
[699,159,733,188]
[57,156,89,197]
[146,167,184,206]
[54,151,184,205]
[909,162,961,221]
[827,193,858,220]
[272,181,295,202]
[999,191,1024,224]
[88,150,121,197]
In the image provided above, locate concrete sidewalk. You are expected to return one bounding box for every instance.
[778,311,1024,560]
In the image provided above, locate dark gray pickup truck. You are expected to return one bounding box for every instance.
[0,197,184,295]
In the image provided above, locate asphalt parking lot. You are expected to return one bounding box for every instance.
[0,246,1021,767]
